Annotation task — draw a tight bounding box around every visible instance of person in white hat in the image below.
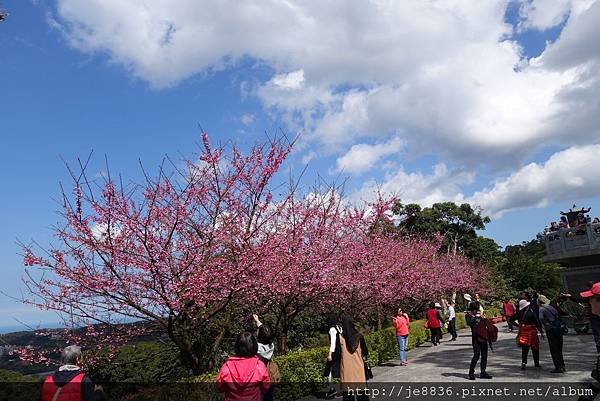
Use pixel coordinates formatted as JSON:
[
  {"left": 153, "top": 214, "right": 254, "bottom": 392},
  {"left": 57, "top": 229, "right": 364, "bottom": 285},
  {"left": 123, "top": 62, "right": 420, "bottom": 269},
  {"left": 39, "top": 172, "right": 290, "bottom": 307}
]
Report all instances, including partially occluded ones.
[{"left": 515, "top": 299, "right": 544, "bottom": 371}]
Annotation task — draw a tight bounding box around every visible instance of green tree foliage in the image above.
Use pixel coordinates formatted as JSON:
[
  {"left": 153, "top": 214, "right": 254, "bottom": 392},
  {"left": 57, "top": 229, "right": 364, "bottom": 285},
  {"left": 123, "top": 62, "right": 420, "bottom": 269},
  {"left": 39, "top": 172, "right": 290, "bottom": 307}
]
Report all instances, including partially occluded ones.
[
  {"left": 496, "top": 241, "right": 563, "bottom": 298},
  {"left": 392, "top": 201, "right": 490, "bottom": 255}
]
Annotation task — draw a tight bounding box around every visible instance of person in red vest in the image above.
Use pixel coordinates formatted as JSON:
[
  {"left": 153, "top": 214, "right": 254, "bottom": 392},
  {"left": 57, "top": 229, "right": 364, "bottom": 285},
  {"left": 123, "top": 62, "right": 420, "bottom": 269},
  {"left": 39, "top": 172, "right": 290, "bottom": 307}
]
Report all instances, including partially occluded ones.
[
  {"left": 41, "top": 345, "right": 104, "bottom": 401},
  {"left": 425, "top": 302, "right": 444, "bottom": 346},
  {"left": 502, "top": 298, "right": 517, "bottom": 332}
]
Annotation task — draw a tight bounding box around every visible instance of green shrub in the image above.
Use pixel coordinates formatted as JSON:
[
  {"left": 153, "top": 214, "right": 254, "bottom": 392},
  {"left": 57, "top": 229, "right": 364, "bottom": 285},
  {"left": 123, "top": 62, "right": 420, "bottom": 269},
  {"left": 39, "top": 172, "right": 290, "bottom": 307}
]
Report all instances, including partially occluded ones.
[{"left": 0, "top": 369, "right": 41, "bottom": 401}]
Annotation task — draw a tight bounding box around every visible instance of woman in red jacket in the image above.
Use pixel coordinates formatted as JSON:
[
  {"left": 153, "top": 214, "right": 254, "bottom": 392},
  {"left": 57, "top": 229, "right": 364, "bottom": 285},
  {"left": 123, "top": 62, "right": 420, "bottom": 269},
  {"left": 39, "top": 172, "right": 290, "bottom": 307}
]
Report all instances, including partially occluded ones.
[
  {"left": 426, "top": 302, "right": 444, "bottom": 346},
  {"left": 392, "top": 308, "right": 410, "bottom": 365},
  {"left": 216, "top": 332, "right": 271, "bottom": 401}
]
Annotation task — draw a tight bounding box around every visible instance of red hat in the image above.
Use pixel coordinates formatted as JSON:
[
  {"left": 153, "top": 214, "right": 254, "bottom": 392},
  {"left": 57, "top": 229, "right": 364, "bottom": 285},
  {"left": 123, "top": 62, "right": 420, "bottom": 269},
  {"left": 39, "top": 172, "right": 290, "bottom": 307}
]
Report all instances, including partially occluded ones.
[{"left": 580, "top": 282, "right": 600, "bottom": 298}]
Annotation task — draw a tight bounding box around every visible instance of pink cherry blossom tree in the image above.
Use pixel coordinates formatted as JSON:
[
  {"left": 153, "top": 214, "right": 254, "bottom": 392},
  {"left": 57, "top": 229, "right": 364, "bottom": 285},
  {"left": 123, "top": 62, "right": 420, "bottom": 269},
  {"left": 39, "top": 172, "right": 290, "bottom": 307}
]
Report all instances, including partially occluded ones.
[
  {"left": 21, "top": 134, "right": 298, "bottom": 373},
  {"left": 20, "top": 133, "right": 486, "bottom": 373}
]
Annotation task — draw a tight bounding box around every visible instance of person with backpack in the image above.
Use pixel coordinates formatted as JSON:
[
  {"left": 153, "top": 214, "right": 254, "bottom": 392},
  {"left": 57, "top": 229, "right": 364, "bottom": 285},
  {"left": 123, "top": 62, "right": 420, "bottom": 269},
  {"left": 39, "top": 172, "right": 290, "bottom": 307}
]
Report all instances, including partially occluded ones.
[
  {"left": 324, "top": 312, "right": 342, "bottom": 399},
  {"left": 515, "top": 299, "right": 544, "bottom": 371},
  {"left": 501, "top": 298, "right": 517, "bottom": 332},
  {"left": 538, "top": 295, "right": 566, "bottom": 373},
  {"left": 41, "top": 345, "right": 105, "bottom": 401},
  {"left": 216, "top": 332, "right": 271, "bottom": 401},
  {"left": 392, "top": 308, "right": 410, "bottom": 365},
  {"left": 253, "top": 314, "right": 278, "bottom": 401},
  {"left": 425, "top": 302, "right": 444, "bottom": 346},
  {"left": 465, "top": 301, "right": 494, "bottom": 380}
]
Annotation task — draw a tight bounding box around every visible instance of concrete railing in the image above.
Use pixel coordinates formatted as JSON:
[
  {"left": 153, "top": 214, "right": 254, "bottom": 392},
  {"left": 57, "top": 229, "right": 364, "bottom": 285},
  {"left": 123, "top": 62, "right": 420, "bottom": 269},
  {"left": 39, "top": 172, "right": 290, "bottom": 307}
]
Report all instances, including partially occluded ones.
[{"left": 544, "top": 222, "right": 600, "bottom": 256}]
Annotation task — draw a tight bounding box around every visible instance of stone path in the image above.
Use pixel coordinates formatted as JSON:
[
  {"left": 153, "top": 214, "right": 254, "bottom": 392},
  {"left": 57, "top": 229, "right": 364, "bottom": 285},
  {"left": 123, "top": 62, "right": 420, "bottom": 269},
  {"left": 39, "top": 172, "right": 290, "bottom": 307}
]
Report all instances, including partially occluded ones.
[
  {"left": 302, "top": 323, "right": 598, "bottom": 400},
  {"left": 371, "top": 322, "right": 596, "bottom": 382}
]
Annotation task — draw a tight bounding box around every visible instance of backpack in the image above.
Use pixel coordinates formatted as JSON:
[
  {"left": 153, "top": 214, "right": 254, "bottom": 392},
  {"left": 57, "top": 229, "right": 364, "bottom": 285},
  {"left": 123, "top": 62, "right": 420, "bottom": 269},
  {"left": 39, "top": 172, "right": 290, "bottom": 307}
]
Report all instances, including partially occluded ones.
[
  {"left": 268, "top": 359, "right": 281, "bottom": 383},
  {"left": 476, "top": 318, "right": 498, "bottom": 344},
  {"left": 547, "top": 307, "right": 568, "bottom": 335}
]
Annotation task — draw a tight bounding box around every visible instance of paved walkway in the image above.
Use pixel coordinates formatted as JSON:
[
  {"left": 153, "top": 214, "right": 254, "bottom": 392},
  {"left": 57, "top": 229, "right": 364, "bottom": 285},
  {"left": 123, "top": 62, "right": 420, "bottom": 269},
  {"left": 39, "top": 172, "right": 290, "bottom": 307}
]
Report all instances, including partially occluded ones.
[
  {"left": 371, "top": 322, "right": 596, "bottom": 382},
  {"left": 303, "top": 323, "right": 598, "bottom": 400}
]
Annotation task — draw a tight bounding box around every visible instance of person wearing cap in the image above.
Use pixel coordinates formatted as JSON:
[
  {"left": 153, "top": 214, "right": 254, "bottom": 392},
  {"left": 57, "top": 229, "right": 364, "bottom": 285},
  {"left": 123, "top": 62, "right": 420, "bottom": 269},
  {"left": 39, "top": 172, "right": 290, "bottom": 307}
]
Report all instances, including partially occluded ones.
[
  {"left": 565, "top": 282, "right": 600, "bottom": 353},
  {"left": 515, "top": 299, "right": 544, "bottom": 371},
  {"left": 578, "top": 282, "right": 600, "bottom": 401},
  {"left": 465, "top": 301, "right": 492, "bottom": 380},
  {"left": 538, "top": 295, "right": 566, "bottom": 373}
]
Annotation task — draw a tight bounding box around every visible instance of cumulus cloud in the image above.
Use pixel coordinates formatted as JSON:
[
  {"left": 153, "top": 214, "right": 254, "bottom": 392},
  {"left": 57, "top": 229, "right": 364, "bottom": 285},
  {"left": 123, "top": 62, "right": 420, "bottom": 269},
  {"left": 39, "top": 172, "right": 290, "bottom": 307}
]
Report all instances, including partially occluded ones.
[
  {"left": 518, "top": 0, "right": 572, "bottom": 31},
  {"left": 349, "top": 164, "right": 473, "bottom": 206},
  {"left": 469, "top": 145, "right": 600, "bottom": 217},
  {"left": 51, "top": 0, "right": 600, "bottom": 216},
  {"left": 335, "top": 137, "right": 404, "bottom": 175}
]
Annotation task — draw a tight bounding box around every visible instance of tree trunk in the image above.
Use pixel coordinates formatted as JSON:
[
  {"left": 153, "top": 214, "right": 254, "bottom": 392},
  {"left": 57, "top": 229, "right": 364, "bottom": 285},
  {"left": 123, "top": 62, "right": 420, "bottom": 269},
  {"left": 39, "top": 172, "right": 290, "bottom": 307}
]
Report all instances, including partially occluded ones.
[
  {"left": 453, "top": 234, "right": 458, "bottom": 255},
  {"left": 277, "top": 334, "right": 287, "bottom": 354},
  {"left": 376, "top": 303, "right": 382, "bottom": 331},
  {"left": 206, "top": 326, "right": 227, "bottom": 372}
]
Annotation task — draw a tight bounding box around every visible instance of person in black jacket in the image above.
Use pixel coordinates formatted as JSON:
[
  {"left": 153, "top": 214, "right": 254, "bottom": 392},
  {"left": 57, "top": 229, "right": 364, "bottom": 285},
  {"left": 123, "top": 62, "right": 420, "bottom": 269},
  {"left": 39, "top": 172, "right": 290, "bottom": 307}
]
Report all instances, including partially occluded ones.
[{"left": 465, "top": 301, "right": 492, "bottom": 380}]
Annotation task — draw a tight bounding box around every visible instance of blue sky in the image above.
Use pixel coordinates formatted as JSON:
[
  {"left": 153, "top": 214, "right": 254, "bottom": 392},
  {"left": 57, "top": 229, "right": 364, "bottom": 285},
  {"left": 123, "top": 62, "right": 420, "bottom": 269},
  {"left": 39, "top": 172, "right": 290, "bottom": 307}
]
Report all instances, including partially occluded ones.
[{"left": 2, "top": 0, "right": 600, "bottom": 329}]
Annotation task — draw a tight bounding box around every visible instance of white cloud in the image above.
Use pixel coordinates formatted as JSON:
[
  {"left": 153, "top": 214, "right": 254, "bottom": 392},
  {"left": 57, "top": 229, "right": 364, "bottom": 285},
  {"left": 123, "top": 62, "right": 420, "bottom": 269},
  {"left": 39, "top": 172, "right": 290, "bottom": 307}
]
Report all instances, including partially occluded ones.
[
  {"left": 469, "top": 144, "right": 600, "bottom": 217},
  {"left": 51, "top": 0, "right": 600, "bottom": 217},
  {"left": 52, "top": 1, "right": 596, "bottom": 160},
  {"left": 271, "top": 70, "right": 305, "bottom": 90},
  {"left": 335, "top": 137, "right": 403, "bottom": 174},
  {"left": 240, "top": 113, "right": 255, "bottom": 126},
  {"left": 518, "top": 0, "right": 572, "bottom": 31},
  {"left": 349, "top": 164, "right": 473, "bottom": 206}
]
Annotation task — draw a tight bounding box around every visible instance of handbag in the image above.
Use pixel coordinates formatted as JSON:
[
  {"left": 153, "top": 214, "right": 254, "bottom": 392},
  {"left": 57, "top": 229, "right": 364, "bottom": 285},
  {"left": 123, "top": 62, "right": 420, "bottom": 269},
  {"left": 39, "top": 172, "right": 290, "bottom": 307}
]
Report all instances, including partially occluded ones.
[
  {"left": 363, "top": 361, "right": 373, "bottom": 380},
  {"left": 268, "top": 359, "right": 281, "bottom": 383}
]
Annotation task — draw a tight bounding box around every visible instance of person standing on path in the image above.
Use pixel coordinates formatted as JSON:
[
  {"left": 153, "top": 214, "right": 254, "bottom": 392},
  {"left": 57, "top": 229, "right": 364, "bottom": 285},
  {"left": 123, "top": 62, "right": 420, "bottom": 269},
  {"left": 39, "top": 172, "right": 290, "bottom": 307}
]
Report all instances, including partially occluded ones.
[
  {"left": 324, "top": 312, "right": 342, "bottom": 399},
  {"left": 253, "top": 314, "right": 277, "bottom": 401},
  {"left": 447, "top": 301, "right": 458, "bottom": 341},
  {"left": 516, "top": 299, "right": 544, "bottom": 371},
  {"left": 465, "top": 301, "right": 493, "bottom": 380},
  {"left": 339, "top": 313, "right": 369, "bottom": 401},
  {"left": 392, "top": 308, "right": 410, "bottom": 365},
  {"left": 425, "top": 302, "right": 444, "bottom": 346},
  {"left": 538, "top": 295, "right": 566, "bottom": 373},
  {"left": 502, "top": 298, "right": 517, "bottom": 332},
  {"left": 577, "top": 282, "right": 600, "bottom": 401}
]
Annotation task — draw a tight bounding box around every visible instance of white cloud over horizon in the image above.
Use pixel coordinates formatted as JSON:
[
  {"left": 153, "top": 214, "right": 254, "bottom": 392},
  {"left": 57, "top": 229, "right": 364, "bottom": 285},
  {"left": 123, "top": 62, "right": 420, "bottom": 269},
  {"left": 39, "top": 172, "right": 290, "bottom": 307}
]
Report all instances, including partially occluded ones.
[{"left": 50, "top": 0, "right": 600, "bottom": 220}]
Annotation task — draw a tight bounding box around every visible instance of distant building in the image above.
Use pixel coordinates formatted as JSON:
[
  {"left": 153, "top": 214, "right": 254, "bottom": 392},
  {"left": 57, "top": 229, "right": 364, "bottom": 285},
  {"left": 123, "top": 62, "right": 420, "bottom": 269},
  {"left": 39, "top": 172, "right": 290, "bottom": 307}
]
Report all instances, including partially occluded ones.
[{"left": 543, "top": 205, "right": 600, "bottom": 293}]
